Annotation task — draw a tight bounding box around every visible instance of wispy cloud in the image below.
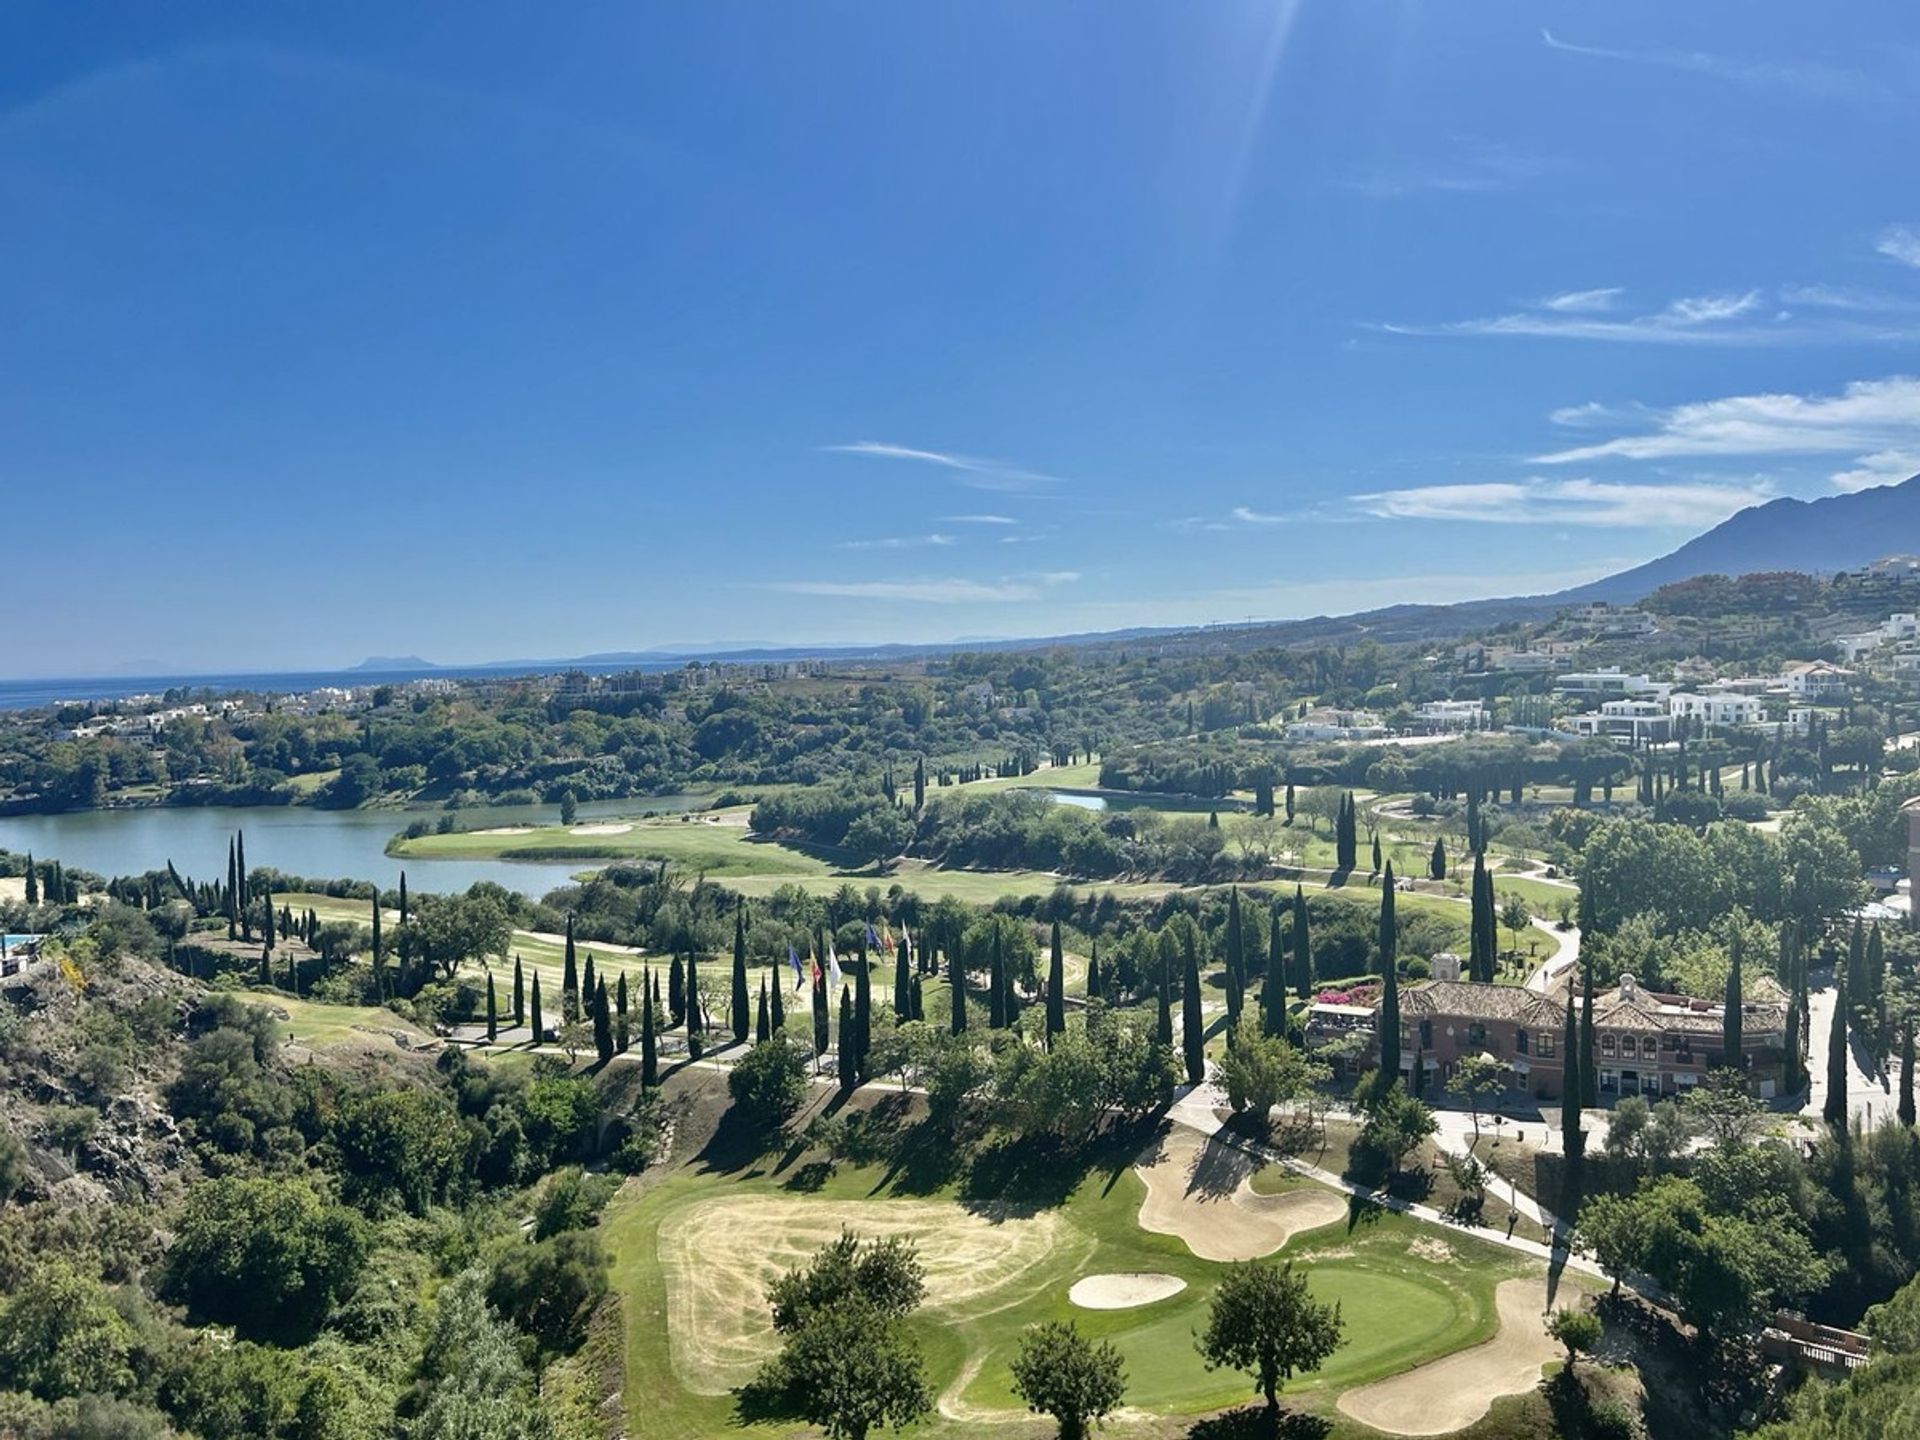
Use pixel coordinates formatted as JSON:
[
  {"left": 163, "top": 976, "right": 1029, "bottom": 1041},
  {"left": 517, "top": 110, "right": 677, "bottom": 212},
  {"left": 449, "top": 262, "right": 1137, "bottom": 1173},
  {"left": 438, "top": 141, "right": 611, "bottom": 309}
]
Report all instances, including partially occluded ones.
[
  {"left": 1380, "top": 290, "right": 1778, "bottom": 345},
  {"left": 940, "top": 513, "right": 1017, "bottom": 525},
  {"left": 1829, "top": 449, "right": 1920, "bottom": 492},
  {"left": 1876, "top": 226, "right": 1920, "bottom": 269},
  {"left": 1231, "top": 506, "right": 1288, "bottom": 525},
  {"left": 822, "top": 442, "right": 1063, "bottom": 492},
  {"left": 838, "top": 533, "right": 955, "bottom": 551},
  {"left": 1541, "top": 287, "right": 1624, "bottom": 314},
  {"left": 1533, "top": 375, "right": 1920, "bottom": 466},
  {"left": 1356, "top": 477, "right": 1772, "bottom": 528},
  {"left": 769, "top": 571, "right": 1080, "bottom": 604},
  {"left": 1540, "top": 29, "right": 1870, "bottom": 100}
]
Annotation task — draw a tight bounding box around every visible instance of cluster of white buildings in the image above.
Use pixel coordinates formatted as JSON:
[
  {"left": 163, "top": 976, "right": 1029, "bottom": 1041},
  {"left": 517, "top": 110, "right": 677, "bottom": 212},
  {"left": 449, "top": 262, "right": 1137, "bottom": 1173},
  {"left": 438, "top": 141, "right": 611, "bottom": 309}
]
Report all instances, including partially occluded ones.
[{"left": 1554, "top": 663, "right": 1857, "bottom": 746}]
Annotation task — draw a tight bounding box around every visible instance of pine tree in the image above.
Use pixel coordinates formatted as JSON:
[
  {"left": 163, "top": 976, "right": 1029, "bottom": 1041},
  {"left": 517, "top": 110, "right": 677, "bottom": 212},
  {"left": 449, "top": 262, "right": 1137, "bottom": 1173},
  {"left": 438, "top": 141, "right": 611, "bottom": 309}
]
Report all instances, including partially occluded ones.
[
  {"left": 616, "top": 971, "right": 630, "bottom": 1052},
  {"left": 530, "top": 972, "right": 545, "bottom": 1042},
  {"left": 989, "top": 928, "right": 1007, "bottom": 1029},
  {"left": 594, "top": 978, "right": 614, "bottom": 1064},
  {"left": 1378, "top": 864, "right": 1401, "bottom": 1081},
  {"left": 669, "top": 954, "right": 686, "bottom": 1026},
  {"left": 1046, "top": 921, "right": 1066, "bottom": 1042},
  {"left": 1897, "top": 1019, "right": 1915, "bottom": 1129},
  {"left": 757, "top": 977, "right": 771, "bottom": 1043},
  {"left": 1721, "top": 930, "right": 1744, "bottom": 1071},
  {"left": 731, "top": 908, "right": 750, "bottom": 1043},
  {"left": 1292, "top": 886, "right": 1313, "bottom": 1002},
  {"left": 487, "top": 974, "right": 499, "bottom": 1043},
  {"left": 640, "top": 968, "right": 658, "bottom": 1083},
  {"left": 1847, "top": 921, "right": 1866, "bottom": 1007},
  {"left": 853, "top": 933, "right": 872, "bottom": 1080},
  {"left": 513, "top": 956, "right": 526, "bottom": 1029},
  {"left": 894, "top": 932, "right": 912, "bottom": 1022},
  {"left": 563, "top": 915, "right": 580, "bottom": 1023},
  {"left": 1580, "top": 968, "right": 1598, "bottom": 1109},
  {"left": 1825, "top": 974, "right": 1849, "bottom": 1128},
  {"left": 950, "top": 950, "right": 968, "bottom": 1035},
  {"left": 1181, "top": 928, "right": 1205, "bottom": 1084},
  {"left": 837, "top": 986, "right": 855, "bottom": 1089}
]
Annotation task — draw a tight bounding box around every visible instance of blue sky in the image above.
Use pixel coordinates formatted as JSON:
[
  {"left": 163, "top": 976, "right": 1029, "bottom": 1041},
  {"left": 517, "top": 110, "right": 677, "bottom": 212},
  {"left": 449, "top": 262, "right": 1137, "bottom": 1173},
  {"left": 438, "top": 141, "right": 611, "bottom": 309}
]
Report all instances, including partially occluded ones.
[{"left": 5, "top": 3, "right": 1920, "bottom": 675}]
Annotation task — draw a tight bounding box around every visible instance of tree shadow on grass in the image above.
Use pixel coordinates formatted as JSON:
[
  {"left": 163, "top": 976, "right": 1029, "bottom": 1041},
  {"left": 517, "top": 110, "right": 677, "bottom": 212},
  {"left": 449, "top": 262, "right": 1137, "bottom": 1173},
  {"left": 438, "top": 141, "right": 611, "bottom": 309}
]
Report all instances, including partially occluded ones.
[
  {"left": 962, "top": 1115, "right": 1163, "bottom": 1218},
  {"left": 1187, "top": 1405, "right": 1331, "bottom": 1440}
]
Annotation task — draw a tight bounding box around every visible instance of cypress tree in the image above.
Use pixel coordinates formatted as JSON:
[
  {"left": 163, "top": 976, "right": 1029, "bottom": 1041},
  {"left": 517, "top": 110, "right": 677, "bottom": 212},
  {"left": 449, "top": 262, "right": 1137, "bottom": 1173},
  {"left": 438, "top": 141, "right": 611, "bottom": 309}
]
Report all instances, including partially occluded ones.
[
  {"left": 562, "top": 915, "right": 580, "bottom": 1022},
  {"left": 913, "top": 756, "right": 926, "bottom": 811},
  {"left": 288, "top": 948, "right": 298, "bottom": 997},
  {"left": 989, "top": 928, "right": 1007, "bottom": 1029},
  {"left": 1898, "top": 1019, "right": 1915, "bottom": 1129},
  {"left": 1292, "top": 886, "right": 1313, "bottom": 1001},
  {"left": 1468, "top": 854, "right": 1491, "bottom": 982},
  {"left": 235, "top": 831, "right": 248, "bottom": 940},
  {"left": 1155, "top": 946, "right": 1174, "bottom": 1047},
  {"left": 686, "top": 951, "right": 701, "bottom": 1042},
  {"left": 911, "top": 974, "right": 924, "bottom": 1022},
  {"left": 812, "top": 970, "right": 830, "bottom": 1057},
  {"left": 222, "top": 842, "right": 233, "bottom": 937},
  {"left": 731, "top": 908, "right": 750, "bottom": 1043},
  {"left": 640, "top": 967, "right": 657, "bottom": 1083},
  {"left": 1181, "top": 928, "right": 1205, "bottom": 1084},
  {"left": 1580, "top": 968, "right": 1598, "bottom": 1109},
  {"left": 530, "top": 973, "right": 544, "bottom": 1043},
  {"left": 950, "top": 949, "right": 968, "bottom": 1035},
  {"left": 1046, "top": 921, "right": 1066, "bottom": 1041},
  {"left": 770, "top": 966, "right": 786, "bottom": 1032},
  {"left": 1561, "top": 987, "right": 1583, "bottom": 1160},
  {"left": 486, "top": 974, "right": 498, "bottom": 1043},
  {"left": 1378, "top": 863, "right": 1400, "bottom": 1082},
  {"left": 1224, "top": 889, "right": 1245, "bottom": 1029},
  {"left": 1847, "top": 921, "right": 1866, "bottom": 1007},
  {"left": 1721, "top": 930, "right": 1744, "bottom": 1071},
  {"left": 1263, "top": 903, "right": 1288, "bottom": 1036},
  {"left": 1825, "top": 974, "right": 1849, "bottom": 1129},
  {"left": 853, "top": 933, "right": 872, "bottom": 1080},
  {"left": 756, "top": 977, "right": 770, "bottom": 1042},
  {"left": 1087, "top": 940, "right": 1103, "bottom": 1000},
  {"left": 895, "top": 931, "right": 912, "bottom": 1022},
  {"left": 399, "top": 872, "right": 409, "bottom": 925},
  {"left": 669, "top": 954, "right": 685, "bottom": 1026},
  {"left": 616, "top": 971, "right": 630, "bottom": 1052},
  {"left": 837, "top": 986, "right": 855, "bottom": 1089},
  {"left": 259, "top": 943, "right": 271, "bottom": 986},
  {"left": 371, "top": 894, "right": 383, "bottom": 971},
  {"left": 1371, "top": 833, "right": 1382, "bottom": 876},
  {"left": 1285, "top": 782, "right": 1296, "bottom": 824},
  {"left": 1783, "top": 976, "right": 1803, "bottom": 1094},
  {"left": 1429, "top": 837, "right": 1446, "bottom": 881},
  {"left": 582, "top": 952, "right": 596, "bottom": 1014},
  {"left": 513, "top": 956, "right": 526, "bottom": 1029},
  {"left": 593, "top": 978, "right": 613, "bottom": 1064}
]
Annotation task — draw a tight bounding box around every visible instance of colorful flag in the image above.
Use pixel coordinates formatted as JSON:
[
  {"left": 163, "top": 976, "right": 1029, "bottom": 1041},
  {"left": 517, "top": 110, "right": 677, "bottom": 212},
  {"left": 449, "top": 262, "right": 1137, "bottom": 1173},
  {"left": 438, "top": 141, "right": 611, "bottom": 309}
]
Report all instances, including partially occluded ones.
[
  {"left": 789, "top": 943, "right": 804, "bottom": 989},
  {"left": 880, "top": 921, "right": 895, "bottom": 954},
  {"left": 828, "top": 941, "right": 843, "bottom": 988}
]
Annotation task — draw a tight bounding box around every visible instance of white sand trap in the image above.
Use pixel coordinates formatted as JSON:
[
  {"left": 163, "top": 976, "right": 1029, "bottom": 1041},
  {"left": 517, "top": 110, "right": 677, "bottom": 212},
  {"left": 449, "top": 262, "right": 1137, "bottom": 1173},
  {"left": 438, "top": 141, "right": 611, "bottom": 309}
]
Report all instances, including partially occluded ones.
[
  {"left": 1134, "top": 1127, "right": 1345, "bottom": 1262},
  {"left": 1336, "top": 1277, "right": 1558, "bottom": 1436},
  {"left": 658, "top": 1195, "right": 1092, "bottom": 1395},
  {"left": 472, "top": 825, "right": 534, "bottom": 836},
  {"left": 1069, "top": 1272, "right": 1187, "bottom": 1309},
  {"left": 569, "top": 822, "right": 633, "bottom": 836}
]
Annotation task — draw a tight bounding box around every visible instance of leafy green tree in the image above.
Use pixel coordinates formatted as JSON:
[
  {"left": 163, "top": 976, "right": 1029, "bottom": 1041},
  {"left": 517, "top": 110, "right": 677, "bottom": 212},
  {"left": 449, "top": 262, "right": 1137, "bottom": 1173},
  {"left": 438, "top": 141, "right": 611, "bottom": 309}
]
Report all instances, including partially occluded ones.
[
  {"left": 335, "top": 1088, "right": 466, "bottom": 1216},
  {"left": 1217, "top": 1017, "right": 1325, "bottom": 1123},
  {"left": 0, "top": 1259, "right": 136, "bottom": 1402},
  {"left": 488, "top": 1229, "right": 607, "bottom": 1355},
  {"left": 769, "top": 1229, "right": 927, "bottom": 1333},
  {"left": 1451, "top": 1053, "right": 1508, "bottom": 1146},
  {"left": 1010, "top": 1321, "right": 1127, "bottom": 1440},
  {"left": 411, "top": 1268, "right": 552, "bottom": 1440},
  {"left": 729, "top": 1033, "right": 810, "bottom": 1128},
  {"left": 1547, "top": 1307, "right": 1601, "bottom": 1369},
  {"left": 760, "top": 1296, "right": 931, "bottom": 1440},
  {"left": 1197, "top": 1260, "right": 1344, "bottom": 1414}
]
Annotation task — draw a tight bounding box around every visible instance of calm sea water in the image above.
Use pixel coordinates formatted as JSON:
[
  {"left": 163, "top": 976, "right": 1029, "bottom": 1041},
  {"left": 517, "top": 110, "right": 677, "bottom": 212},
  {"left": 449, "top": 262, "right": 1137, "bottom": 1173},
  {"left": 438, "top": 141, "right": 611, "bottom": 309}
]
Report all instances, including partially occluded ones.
[{"left": 0, "top": 794, "right": 707, "bottom": 900}]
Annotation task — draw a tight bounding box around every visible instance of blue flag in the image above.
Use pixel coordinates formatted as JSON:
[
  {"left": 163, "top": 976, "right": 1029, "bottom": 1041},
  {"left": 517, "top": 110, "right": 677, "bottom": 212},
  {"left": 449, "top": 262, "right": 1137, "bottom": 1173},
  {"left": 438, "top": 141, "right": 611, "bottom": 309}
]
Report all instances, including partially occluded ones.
[{"left": 788, "top": 943, "right": 804, "bottom": 989}]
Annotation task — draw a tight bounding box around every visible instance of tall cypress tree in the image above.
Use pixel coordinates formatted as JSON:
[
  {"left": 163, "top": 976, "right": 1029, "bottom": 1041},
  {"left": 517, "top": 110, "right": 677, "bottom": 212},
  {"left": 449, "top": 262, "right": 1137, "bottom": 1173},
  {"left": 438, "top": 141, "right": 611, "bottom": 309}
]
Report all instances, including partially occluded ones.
[
  {"left": 756, "top": 977, "right": 771, "bottom": 1043},
  {"left": 530, "top": 973, "right": 544, "bottom": 1044},
  {"left": 1824, "top": 974, "right": 1850, "bottom": 1128},
  {"left": 1898, "top": 1019, "right": 1915, "bottom": 1129},
  {"left": 1046, "top": 921, "right": 1066, "bottom": 1041},
  {"left": 616, "top": 971, "right": 630, "bottom": 1053},
  {"left": 1181, "top": 928, "right": 1205, "bottom": 1084},
  {"left": 685, "top": 951, "right": 701, "bottom": 1042},
  {"left": 668, "top": 954, "right": 685, "bottom": 1026},
  {"left": 582, "top": 952, "right": 596, "bottom": 1016},
  {"left": 1378, "top": 863, "right": 1401, "bottom": 1083},
  {"left": 640, "top": 967, "right": 657, "bottom": 1083},
  {"left": 989, "top": 928, "right": 1007, "bottom": 1029},
  {"left": 371, "top": 892, "right": 383, "bottom": 973},
  {"left": 1263, "top": 903, "right": 1288, "bottom": 1037},
  {"left": 223, "top": 841, "right": 235, "bottom": 938},
  {"left": 913, "top": 756, "right": 926, "bottom": 811},
  {"left": 895, "top": 932, "right": 912, "bottom": 1022},
  {"left": 399, "top": 872, "right": 409, "bottom": 925},
  {"left": 1429, "top": 837, "right": 1447, "bottom": 881},
  {"left": 911, "top": 975, "right": 924, "bottom": 1022},
  {"left": 1371, "top": 833, "right": 1382, "bottom": 876},
  {"left": 950, "top": 950, "right": 968, "bottom": 1035},
  {"left": 259, "top": 943, "right": 271, "bottom": 986},
  {"left": 562, "top": 915, "right": 580, "bottom": 1022},
  {"left": 853, "top": 933, "right": 872, "bottom": 1080},
  {"left": 731, "top": 908, "right": 750, "bottom": 1043},
  {"left": 593, "top": 978, "right": 613, "bottom": 1064},
  {"left": 1580, "top": 967, "right": 1598, "bottom": 1108},
  {"left": 486, "top": 974, "right": 499, "bottom": 1043},
  {"left": 235, "top": 830, "right": 249, "bottom": 940},
  {"left": 770, "top": 966, "right": 786, "bottom": 1033},
  {"left": 1224, "top": 889, "right": 1245, "bottom": 1030},
  {"left": 837, "top": 986, "right": 855, "bottom": 1089},
  {"left": 1561, "top": 987, "right": 1583, "bottom": 1159},
  {"left": 1721, "top": 931, "right": 1744, "bottom": 1071},
  {"left": 812, "top": 969, "right": 830, "bottom": 1058},
  {"left": 1782, "top": 971, "right": 1803, "bottom": 1094},
  {"left": 1469, "top": 853, "right": 1493, "bottom": 982},
  {"left": 513, "top": 955, "right": 526, "bottom": 1029}
]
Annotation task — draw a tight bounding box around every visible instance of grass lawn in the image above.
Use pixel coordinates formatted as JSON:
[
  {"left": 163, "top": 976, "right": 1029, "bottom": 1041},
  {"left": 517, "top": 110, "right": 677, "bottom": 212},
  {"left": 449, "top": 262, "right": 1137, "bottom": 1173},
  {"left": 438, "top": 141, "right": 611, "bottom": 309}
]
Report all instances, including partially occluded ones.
[
  {"left": 602, "top": 1097, "right": 1552, "bottom": 1440},
  {"left": 389, "top": 808, "right": 836, "bottom": 878},
  {"left": 244, "top": 991, "right": 428, "bottom": 1050}
]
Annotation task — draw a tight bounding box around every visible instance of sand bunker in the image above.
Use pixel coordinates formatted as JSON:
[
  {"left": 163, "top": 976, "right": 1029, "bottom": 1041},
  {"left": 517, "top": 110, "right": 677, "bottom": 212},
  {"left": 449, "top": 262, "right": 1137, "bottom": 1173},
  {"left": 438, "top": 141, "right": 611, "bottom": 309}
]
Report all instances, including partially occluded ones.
[
  {"left": 569, "top": 822, "right": 634, "bottom": 836},
  {"left": 1336, "top": 1277, "right": 1557, "bottom": 1436},
  {"left": 472, "top": 825, "right": 534, "bottom": 836},
  {"left": 1068, "top": 1272, "right": 1187, "bottom": 1310},
  {"left": 1134, "top": 1127, "right": 1345, "bottom": 1262},
  {"left": 658, "top": 1195, "right": 1091, "bottom": 1395}
]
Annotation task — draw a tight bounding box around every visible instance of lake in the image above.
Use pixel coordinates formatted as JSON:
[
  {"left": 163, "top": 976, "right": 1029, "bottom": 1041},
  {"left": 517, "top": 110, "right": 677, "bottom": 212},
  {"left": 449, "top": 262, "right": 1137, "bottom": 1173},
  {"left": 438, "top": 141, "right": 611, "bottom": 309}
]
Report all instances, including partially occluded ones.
[
  {"left": 0, "top": 794, "right": 707, "bottom": 900},
  {"left": 1048, "top": 791, "right": 1109, "bottom": 811}
]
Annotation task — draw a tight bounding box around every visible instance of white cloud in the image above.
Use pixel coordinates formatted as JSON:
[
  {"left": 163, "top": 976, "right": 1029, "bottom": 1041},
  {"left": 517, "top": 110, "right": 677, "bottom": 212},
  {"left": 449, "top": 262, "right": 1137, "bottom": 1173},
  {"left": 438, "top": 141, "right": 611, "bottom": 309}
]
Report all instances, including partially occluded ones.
[
  {"left": 1876, "top": 226, "right": 1920, "bottom": 269},
  {"left": 1354, "top": 477, "right": 1773, "bottom": 528},
  {"left": 838, "top": 533, "right": 955, "bottom": 551},
  {"left": 1541, "top": 287, "right": 1623, "bottom": 313},
  {"left": 1830, "top": 448, "right": 1920, "bottom": 492},
  {"left": 1534, "top": 375, "right": 1920, "bottom": 464},
  {"left": 1539, "top": 29, "right": 1869, "bottom": 100},
  {"left": 1379, "top": 289, "right": 1781, "bottom": 345},
  {"left": 1231, "top": 505, "right": 1288, "bottom": 525},
  {"left": 941, "top": 513, "right": 1017, "bottom": 525},
  {"left": 822, "top": 441, "right": 1062, "bottom": 492},
  {"left": 1037, "top": 571, "right": 1081, "bottom": 585}
]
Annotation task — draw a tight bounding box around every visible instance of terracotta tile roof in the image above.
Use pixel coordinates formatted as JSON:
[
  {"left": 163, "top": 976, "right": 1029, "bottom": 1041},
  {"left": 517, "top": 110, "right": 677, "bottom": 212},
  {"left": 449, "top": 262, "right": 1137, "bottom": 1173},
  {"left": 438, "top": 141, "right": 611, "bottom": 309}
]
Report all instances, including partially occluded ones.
[
  {"left": 1401, "top": 981, "right": 1562, "bottom": 1027},
  {"left": 1398, "top": 977, "right": 1785, "bottom": 1037}
]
